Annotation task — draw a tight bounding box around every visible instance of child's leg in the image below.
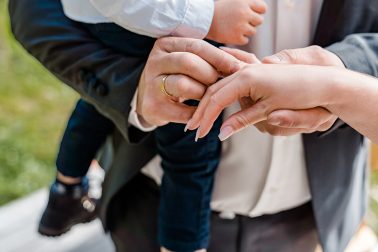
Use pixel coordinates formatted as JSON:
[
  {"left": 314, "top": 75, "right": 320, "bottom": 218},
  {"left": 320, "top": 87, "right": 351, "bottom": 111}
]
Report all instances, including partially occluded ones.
[
  {"left": 38, "top": 99, "right": 114, "bottom": 237},
  {"left": 56, "top": 99, "right": 114, "bottom": 179},
  {"left": 155, "top": 114, "right": 222, "bottom": 252}
]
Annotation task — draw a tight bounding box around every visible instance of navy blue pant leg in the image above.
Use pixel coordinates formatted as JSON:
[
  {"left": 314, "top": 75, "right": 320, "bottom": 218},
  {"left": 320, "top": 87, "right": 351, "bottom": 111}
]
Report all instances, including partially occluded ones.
[
  {"left": 155, "top": 115, "right": 222, "bottom": 252},
  {"left": 56, "top": 99, "right": 114, "bottom": 177}
]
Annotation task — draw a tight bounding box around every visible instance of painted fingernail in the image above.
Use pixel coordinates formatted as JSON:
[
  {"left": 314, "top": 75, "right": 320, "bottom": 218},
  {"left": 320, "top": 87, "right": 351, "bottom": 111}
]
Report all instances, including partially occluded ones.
[
  {"left": 218, "top": 126, "right": 234, "bottom": 141},
  {"left": 184, "top": 120, "right": 192, "bottom": 132},
  {"left": 195, "top": 127, "right": 201, "bottom": 142}
]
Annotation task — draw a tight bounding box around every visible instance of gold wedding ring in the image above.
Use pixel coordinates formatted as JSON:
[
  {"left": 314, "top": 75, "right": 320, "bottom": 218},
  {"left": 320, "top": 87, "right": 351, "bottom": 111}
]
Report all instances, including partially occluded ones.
[{"left": 160, "top": 75, "right": 175, "bottom": 98}]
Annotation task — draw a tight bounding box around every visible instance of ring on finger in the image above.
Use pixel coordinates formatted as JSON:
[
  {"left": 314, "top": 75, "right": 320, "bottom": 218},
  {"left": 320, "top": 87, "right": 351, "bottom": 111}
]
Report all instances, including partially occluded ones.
[{"left": 160, "top": 75, "right": 176, "bottom": 99}]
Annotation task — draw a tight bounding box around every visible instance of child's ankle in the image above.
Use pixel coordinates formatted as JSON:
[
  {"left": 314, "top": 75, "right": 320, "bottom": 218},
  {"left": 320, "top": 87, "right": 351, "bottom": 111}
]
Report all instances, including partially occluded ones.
[{"left": 57, "top": 172, "right": 82, "bottom": 185}]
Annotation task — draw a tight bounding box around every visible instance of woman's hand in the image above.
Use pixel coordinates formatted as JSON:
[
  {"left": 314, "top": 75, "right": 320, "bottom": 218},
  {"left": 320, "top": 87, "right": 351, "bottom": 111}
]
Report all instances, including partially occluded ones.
[{"left": 188, "top": 63, "right": 341, "bottom": 140}]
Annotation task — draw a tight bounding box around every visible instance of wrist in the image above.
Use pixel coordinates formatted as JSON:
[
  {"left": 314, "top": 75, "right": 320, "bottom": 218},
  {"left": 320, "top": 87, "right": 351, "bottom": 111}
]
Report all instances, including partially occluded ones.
[
  {"left": 322, "top": 68, "right": 352, "bottom": 113},
  {"left": 205, "top": 1, "right": 220, "bottom": 42},
  {"left": 205, "top": 19, "right": 218, "bottom": 42}
]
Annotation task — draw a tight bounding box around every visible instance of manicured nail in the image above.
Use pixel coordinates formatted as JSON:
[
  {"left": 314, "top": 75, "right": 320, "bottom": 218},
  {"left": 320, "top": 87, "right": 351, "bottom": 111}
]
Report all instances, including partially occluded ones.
[
  {"left": 184, "top": 123, "right": 190, "bottom": 132},
  {"left": 185, "top": 119, "right": 194, "bottom": 132},
  {"left": 218, "top": 126, "right": 234, "bottom": 141},
  {"left": 195, "top": 127, "right": 201, "bottom": 142}
]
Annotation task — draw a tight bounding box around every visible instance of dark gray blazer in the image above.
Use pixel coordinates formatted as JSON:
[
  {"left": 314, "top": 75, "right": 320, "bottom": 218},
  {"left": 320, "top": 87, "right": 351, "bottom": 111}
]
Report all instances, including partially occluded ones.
[{"left": 8, "top": 0, "right": 378, "bottom": 251}]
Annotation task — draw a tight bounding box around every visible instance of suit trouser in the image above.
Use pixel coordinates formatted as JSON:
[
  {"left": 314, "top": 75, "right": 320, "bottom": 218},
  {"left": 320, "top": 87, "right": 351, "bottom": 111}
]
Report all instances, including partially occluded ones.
[{"left": 107, "top": 174, "right": 319, "bottom": 252}]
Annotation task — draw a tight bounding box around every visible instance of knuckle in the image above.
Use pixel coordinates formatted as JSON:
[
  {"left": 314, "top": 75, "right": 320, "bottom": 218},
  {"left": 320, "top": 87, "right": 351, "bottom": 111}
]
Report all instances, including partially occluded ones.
[
  {"left": 207, "top": 85, "right": 218, "bottom": 96},
  {"left": 179, "top": 54, "right": 196, "bottom": 71},
  {"left": 309, "top": 45, "right": 329, "bottom": 63},
  {"left": 309, "top": 45, "right": 324, "bottom": 55},
  {"left": 155, "top": 37, "right": 168, "bottom": 49},
  {"left": 235, "top": 114, "right": 250, "bottom": 129},
  {"left": 280, "top": 49, "right": 297, "bottom": 63},
  {"left": 209, "top": 95, "right": 221, "bottom": 108},
  {"left": 175, "top": 77, "right": 189, "bottom": 94},
  {"left": 240, "top": 66, "right": 254, "bottom": 79},
  {"left": 208, "top": 72, "right": 219, "bottom": 84},
  {"left": 185, "top": 39, "right": 203, "bottom": 54}
]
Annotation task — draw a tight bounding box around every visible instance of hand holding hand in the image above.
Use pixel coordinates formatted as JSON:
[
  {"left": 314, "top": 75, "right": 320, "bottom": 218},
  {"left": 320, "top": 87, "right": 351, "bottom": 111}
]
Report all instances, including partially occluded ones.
[{"left": 190, "top": 46, "right": 344, "bottom": 138}]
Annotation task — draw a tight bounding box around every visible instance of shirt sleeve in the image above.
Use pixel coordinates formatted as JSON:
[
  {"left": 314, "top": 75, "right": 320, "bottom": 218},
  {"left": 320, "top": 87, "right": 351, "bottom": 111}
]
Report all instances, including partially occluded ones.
[
  {"left": 128, "top": 89, "right": 157, "bottom": 132},
  {"left": 89, "top": 0, "right": 214, "bottom": 39}
]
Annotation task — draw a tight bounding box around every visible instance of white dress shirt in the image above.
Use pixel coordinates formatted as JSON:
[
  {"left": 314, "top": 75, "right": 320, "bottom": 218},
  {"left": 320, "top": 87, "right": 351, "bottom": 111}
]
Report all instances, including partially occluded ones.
[{"left": 62, "top": 0, "right": 324, "bottom": 218}]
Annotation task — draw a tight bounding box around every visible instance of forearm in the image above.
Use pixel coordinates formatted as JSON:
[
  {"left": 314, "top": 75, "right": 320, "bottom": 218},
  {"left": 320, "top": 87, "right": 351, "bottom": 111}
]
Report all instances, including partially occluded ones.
[
  {"left": 90, "top": 0, "right": 214, "bottom": 39},
  {"left": 325, "top": 69, "right": 378, "bottom": 143}
]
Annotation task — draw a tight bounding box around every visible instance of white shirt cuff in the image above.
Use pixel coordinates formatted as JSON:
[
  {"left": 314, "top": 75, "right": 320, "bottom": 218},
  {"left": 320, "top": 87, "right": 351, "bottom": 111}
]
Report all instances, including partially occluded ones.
[
  {"left": 128, "top": 90, "right": 157, "bottom": 132},
  {"left": 172, "top": 0, "right": 214, "bottom": 39}
]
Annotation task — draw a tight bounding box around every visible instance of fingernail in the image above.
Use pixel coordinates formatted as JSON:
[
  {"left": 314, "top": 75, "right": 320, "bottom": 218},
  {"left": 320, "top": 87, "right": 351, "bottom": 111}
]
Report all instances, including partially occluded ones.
[
  {"left": 195, "top": 128, "right": 201, "bottom": 142},
  {"left": 184, "top": 119, "right": 192, "bottom": 132},
  {"left": 218, "top": 126, "right": 234, "bottom": 141}
]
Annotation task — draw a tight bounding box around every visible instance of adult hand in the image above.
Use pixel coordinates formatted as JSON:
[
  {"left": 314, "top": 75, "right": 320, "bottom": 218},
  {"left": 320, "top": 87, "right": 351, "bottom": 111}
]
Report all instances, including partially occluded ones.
[
  {"left": 188, "top": 64, "right": 342, "bottom": 140},
  {"left": 258, "top": 46, "right": 344, "bottom": 135},
  {"left": 202, "top": 46, "right": 343, "bottom": 137},
  {"left": 136, "top": 37, "right": 241, "bottom": 126}
]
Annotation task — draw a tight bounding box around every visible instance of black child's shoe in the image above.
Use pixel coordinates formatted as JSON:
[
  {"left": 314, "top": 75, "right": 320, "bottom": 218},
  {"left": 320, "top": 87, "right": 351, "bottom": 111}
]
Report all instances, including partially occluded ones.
[{"left": 38, "top": 177, "right": 98, "bottom": 237}]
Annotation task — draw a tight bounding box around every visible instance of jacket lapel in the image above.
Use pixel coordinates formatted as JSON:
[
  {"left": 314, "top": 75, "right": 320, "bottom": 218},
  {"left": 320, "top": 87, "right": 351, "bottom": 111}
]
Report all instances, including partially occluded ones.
[{"left": 313, "top": 0, "right": 347, "bottom": 46}]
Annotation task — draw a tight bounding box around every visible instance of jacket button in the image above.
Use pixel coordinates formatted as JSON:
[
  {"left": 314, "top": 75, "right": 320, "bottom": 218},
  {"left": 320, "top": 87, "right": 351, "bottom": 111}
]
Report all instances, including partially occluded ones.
[{"left": 96, "top": 83, "right": 109, "bottom": 96}]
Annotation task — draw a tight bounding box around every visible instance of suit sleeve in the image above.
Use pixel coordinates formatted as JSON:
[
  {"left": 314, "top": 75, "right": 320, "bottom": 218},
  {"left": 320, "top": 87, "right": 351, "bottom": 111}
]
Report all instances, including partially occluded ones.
[
  {"left": 8, "top": 0, "right": 153, "bottom": 143},
  {"left": 327, "top": 33, "right": 378, "bottom": 77}
]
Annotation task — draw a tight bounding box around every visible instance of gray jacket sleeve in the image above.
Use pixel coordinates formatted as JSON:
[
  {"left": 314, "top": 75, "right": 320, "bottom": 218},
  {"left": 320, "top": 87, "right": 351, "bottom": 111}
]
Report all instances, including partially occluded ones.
[{"left": 328, "top": 33, "right": 378, "bottom": 77}]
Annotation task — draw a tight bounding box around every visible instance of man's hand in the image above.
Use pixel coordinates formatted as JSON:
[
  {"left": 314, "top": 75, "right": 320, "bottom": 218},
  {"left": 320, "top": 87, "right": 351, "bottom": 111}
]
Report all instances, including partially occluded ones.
[{"left": 136, "top": 37, "right": 241, "bottom": 127}]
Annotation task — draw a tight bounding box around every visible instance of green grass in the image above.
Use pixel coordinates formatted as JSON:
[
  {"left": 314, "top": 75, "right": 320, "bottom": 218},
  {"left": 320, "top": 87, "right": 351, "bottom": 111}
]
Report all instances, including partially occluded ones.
[{"left": 0, "top": 0, "right": 77, "bottom": 205}]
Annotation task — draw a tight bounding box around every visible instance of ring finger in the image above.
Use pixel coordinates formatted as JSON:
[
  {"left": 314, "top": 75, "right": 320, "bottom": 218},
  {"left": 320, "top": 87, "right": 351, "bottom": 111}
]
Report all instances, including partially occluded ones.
[{"left": 162, "top": 74, "right": 208, "bottom": 100}]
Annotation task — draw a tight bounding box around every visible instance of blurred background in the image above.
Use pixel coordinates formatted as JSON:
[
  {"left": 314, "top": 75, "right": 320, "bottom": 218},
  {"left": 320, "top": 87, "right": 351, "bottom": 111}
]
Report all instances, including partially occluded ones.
[
  {"left": 0, "top": 0, "right": 78, "bottom": 206},
  {"left": 1, "top": 0, "right": 378, "bottom": 251}
]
